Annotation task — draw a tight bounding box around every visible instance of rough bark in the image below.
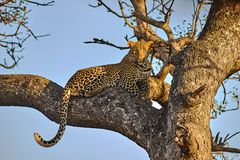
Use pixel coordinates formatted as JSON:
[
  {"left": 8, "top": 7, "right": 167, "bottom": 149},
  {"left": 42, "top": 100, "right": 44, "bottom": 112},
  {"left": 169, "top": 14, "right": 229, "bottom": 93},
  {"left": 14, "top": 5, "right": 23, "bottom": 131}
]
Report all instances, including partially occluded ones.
[
  {"left": 0, "top": 0, "right": 239, "bottom": 160},
  {"left": 0, "top": 74, "right": 164, "bottom": 151},
  {"left": 161, "top": 0, "right": 240, "bottom": 159}
]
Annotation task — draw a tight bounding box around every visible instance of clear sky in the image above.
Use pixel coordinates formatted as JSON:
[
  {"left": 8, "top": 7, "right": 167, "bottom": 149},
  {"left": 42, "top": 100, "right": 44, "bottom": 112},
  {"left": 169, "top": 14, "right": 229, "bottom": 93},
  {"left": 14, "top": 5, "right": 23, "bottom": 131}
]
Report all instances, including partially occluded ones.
[{"left": 1, "top": 1, "right": 239, "bottom": 160}]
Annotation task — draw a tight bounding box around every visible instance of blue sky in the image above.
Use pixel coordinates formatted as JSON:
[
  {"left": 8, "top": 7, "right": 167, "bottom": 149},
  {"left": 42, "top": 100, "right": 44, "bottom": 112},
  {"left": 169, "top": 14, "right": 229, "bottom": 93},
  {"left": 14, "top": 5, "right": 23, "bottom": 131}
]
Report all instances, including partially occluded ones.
[{"left": 1, "top": 1, "right": 239, "bottom": 160}]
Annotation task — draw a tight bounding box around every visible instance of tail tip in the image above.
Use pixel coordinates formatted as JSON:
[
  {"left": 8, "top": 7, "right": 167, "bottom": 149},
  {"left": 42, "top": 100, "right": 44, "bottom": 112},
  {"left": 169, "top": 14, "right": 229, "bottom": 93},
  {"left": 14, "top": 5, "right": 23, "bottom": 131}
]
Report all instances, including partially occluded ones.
[
  {"left": 34, "top": 132, "right": 40, "bottom": 141},
  {"left": 34, "top": 132, "right": 42, "bottom": 144},
  {"left": 33, "top": 132, "right": 49, "bottom": 147}
]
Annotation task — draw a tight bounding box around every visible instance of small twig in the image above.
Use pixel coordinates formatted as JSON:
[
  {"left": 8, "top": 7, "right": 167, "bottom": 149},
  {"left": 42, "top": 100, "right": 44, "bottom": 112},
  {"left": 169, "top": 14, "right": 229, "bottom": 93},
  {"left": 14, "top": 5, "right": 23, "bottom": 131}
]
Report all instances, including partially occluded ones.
[
  {"left": 0, "top": 55, "right": 22, "bottom": 69},
  {"left": 224, "top": 131, "right": 240, "bottom": 142},
  {"left": 223, "top": 105, "right": 239, "bottom": 112},
  {"left": 212, "top": 131, "right": 240, "bottom": 153},
  {"left": 221, "top": 82, "right": 227, "bottom": 105},
  {"left": 0, "top": 62, "right": 17, "bottom": 69},
  {"left": 164, "top": 0, "right": 175, "bottom": 24},
  {"left": 118, "top": 0, "right": 136, "bottom": 29},
  {"left": 147, "top": 2, "right": 161, "bottom": 15},
  {"left": 191, "top": 0, "right": 203, "bottom": 37},
  {"left": 84, "top": 38, "right": 129, "bottom": 50},
  {"left": 191, "top": 84, "right": 207, "bottom": 98},
  {"left": 213, "top": 146, "right": 240, "bottom": 153},
  {"left": 0, "top": 0, "right": 13, "bottom": 6},
  {"left": 24, "top": 0, "right": 55, "bottom": 6},
  {"left": 89, "top": 0, "right": 133, "bottom": 19},
  {"left": 35, "top": 34, "right": 51, "bottom": 39}
]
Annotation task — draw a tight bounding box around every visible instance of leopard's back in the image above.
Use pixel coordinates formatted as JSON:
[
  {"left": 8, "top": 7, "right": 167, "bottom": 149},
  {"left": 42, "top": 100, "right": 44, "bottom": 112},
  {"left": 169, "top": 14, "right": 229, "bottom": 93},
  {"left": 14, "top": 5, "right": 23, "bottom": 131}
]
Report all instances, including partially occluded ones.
[{"left": 67, "top": 65, "right": 120, "bottom": 97}]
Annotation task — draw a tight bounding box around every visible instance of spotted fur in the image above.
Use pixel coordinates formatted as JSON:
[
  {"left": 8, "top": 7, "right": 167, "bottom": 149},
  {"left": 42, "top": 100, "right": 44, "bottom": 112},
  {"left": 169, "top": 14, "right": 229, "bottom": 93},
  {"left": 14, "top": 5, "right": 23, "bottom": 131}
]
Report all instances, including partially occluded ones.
[{"left": 34, "top": 39, "right": 153, "bottom": 147}]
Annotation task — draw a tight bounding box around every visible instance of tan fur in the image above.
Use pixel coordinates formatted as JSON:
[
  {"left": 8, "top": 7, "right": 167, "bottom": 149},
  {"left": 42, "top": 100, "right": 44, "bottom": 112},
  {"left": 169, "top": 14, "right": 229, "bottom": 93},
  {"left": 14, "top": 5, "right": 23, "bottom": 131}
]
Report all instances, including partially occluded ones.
[{"left": 34, "top": 40, "right": 153, "bottom": 147}]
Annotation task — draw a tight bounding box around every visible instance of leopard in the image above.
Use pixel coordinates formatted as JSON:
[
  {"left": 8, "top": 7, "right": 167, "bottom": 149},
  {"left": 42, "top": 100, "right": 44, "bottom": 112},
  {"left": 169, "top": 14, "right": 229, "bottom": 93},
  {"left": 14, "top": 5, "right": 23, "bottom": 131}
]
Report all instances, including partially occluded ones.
[{"left": 33, "top": 39, "right": 153, "bottom": 147}]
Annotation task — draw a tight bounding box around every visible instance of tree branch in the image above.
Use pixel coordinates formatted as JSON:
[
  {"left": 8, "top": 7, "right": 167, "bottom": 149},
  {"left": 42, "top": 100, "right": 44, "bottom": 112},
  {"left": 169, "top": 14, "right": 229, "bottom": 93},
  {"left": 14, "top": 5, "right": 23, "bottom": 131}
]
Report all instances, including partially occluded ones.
[
  {"left": 212, "top": 146, "right": 240, "bottom": 154},
  {"left": 133, "top": 11, "right": 174, "bottom": 41},
  {"left": 89, "top": 0, "right": 133, "bottom": 19},
  {"left": 84, "top": 38, "right": 129, "bottom": 50},
  {"left": 0, "top": 57, "right": 21, "bottom": 69},
  {"left": 191, "top": 0, "right": 203, "bottom": 37},
  {"left": 148, "top": 76, "right": 170, "bottom": 107},
  {"left": 24, "top": 0, "right": 55, "bottom": 6},
  {"left": 118, "top": 0, "right": 136, "bottom": 29},
  {"left": 0, "top": 0, "right": 52, "bottom": 69},
  {"left": 0, "top": 74, "right": 163, "bottom": 150}
]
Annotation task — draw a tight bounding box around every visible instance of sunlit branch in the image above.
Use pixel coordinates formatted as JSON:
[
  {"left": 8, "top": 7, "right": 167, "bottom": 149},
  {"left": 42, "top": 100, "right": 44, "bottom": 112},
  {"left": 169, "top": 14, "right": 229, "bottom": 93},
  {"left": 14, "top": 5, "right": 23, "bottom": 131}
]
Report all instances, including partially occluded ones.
[
  {"left": 156, "top": 62, "right": 174, "bottom": 76},
  {"left": 133, "top": 12, "right": 174, "bottom": 40},
  {"left": 174, "top": 36, "right": 194, "bottom": 49}
]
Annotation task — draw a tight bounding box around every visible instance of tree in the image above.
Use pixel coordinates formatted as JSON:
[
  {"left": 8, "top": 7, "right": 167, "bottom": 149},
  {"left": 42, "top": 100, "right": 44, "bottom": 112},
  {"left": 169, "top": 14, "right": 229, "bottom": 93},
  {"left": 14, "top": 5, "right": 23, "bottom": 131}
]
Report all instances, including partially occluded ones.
[{"left": 1, "top": 0, "right": 240, "bottom": 160}]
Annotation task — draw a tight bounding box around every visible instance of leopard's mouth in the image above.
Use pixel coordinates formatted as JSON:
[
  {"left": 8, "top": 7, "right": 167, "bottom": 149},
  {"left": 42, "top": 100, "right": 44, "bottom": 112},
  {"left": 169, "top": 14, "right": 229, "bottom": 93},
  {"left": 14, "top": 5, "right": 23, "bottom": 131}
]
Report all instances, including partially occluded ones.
[
  {"left": 143, "top": 67, "right": 152, "bottom": 73},
  {"left": 135, "top": 64, "right": 152, "bottom": 73}
]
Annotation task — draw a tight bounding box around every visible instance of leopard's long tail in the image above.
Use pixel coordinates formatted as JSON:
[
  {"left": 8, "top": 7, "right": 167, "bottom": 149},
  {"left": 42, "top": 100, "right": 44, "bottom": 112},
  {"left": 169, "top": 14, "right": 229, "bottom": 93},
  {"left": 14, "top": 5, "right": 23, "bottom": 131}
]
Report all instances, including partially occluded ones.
[{"left": 34, "top": 87, "right": 71, "bottom": 147}]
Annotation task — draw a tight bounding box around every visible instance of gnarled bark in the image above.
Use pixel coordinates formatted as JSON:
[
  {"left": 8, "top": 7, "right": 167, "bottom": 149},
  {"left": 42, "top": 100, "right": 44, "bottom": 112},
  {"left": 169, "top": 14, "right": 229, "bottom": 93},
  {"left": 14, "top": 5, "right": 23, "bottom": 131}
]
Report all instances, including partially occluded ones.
[
  {"left": 164, "top": 0, "right": 240, "bottom": 159},
  {"left": 0, "top": 74, "right": 164, "bottom": 152}
]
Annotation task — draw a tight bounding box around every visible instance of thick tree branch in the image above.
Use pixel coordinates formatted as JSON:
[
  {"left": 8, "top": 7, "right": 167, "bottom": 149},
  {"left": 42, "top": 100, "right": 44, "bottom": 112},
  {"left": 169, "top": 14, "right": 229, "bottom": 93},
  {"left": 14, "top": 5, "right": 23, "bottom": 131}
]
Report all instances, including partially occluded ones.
[
  {"left": 0, "top": 74, "right": 163, "bottom": 151},
  {"left": 130, "top": 0, "right": 167, "bottom": 42},
  {"left": 133, "top": 11, "right": 174, "bottom": 41}
]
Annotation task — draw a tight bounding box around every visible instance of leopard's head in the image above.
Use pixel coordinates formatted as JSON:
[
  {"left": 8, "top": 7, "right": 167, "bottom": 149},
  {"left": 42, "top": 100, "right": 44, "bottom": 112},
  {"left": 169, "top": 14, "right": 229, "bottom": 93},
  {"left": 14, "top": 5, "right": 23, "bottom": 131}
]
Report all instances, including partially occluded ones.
[{"left": 121, "top": 39, "right": 153, "bottom": 67}]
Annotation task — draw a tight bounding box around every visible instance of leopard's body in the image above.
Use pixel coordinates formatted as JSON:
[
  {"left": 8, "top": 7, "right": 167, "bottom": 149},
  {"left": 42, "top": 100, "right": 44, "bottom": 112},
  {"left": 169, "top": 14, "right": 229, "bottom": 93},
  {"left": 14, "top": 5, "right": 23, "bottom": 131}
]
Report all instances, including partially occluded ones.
[{"left": 34, "top": 39, "right": 153, "bottom": 147}]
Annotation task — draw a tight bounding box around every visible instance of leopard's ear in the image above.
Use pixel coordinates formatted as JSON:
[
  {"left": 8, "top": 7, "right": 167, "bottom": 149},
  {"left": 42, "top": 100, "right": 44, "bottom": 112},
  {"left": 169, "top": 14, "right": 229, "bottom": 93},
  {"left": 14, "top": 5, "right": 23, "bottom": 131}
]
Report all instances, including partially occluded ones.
[
  {"left": 127, "top": 41, "right": 135, "bottom": 47},
  {"left": 146, "top": 41, "right": 154, "bottom": 49}
]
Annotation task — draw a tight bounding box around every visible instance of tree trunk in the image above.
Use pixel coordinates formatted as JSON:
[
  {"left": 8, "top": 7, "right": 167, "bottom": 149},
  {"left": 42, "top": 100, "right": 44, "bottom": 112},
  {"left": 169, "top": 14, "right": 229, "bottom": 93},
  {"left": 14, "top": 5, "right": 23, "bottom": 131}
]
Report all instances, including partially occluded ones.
[{"left": 150, "top": 0, "right": 239, "bottom": 159}]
